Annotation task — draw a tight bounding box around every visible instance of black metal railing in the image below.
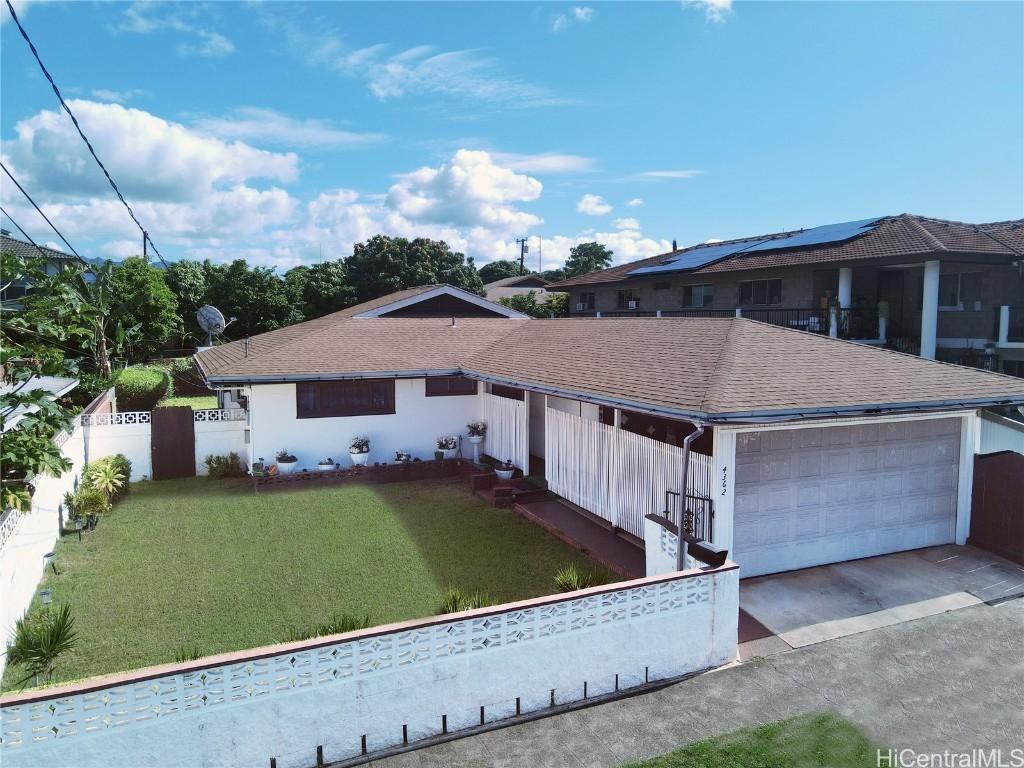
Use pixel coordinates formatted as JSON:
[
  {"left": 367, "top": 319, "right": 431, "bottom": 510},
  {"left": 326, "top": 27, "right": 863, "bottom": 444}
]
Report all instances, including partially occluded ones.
[
  {"left": 663, "top": 490, "right": 714, "bottom": 543},
  {"left": 599, "top": 310, "right": 659, "bottom": 317},
  {"left": 743, "top": 307, "right": 830, "bottom": 334},
  {"left": 886, "top": 335, "right": 921, "bottom": 356},
  {"left": 952, "top": 350, "right": 1001, "bottom": 372},
  {"left": 661, "top": 309, "right": 737, "bottom": 318}
]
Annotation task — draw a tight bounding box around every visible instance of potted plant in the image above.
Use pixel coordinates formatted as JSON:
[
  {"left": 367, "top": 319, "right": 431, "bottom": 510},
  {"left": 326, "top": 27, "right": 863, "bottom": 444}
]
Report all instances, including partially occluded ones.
[
  {"left": 349, "top": 437, "right": 370, "bottom": 467},
  {"left": 276, "top": 449, "right": 298, "bottom": 474},
  {"left": 318, "top": 457, "right": 336, "bottom": 471},
  {"left": 437, "top": 435, "right": 458, "bottom": 460},
  {"left": 466, "top": 421, "right": 486, "bottom": 460},
  {"left": 494, "top": 459, "right": 515, "bottom": 481},
  {"left": 394, "top": 450, "right": 412, "bottom": 464}
]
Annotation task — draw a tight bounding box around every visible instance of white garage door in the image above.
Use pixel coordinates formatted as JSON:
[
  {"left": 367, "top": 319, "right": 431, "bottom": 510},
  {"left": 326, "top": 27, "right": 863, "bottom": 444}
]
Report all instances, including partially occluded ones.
[{"left": 734, "top": 418, "right": 961, "bottom": 578}]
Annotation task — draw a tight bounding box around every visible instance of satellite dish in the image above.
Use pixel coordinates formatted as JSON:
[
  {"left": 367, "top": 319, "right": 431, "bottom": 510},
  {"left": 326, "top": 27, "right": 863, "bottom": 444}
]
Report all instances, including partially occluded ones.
[{"left": 197, "top": 304, "right": 228, "bottom": 346}]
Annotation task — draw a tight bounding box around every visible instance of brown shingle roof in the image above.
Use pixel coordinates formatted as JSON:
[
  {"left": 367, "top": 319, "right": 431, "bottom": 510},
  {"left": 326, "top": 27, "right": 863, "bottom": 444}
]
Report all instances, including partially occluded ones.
[
  {"left": 197, "top": 315, "right": 1024, "bottom": 421},
  {"left": 549, "top": 214, "right": 1024, "bottom": 287}
]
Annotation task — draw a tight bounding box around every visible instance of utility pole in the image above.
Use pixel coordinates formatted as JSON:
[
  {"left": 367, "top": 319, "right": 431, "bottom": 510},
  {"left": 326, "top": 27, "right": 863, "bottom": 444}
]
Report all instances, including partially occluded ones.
[
  {"left": 142, "top": 230, "right": 148, "bottom": 259},
  {"left": 515, "top": 237, "right": 529, "bottom": 274}
]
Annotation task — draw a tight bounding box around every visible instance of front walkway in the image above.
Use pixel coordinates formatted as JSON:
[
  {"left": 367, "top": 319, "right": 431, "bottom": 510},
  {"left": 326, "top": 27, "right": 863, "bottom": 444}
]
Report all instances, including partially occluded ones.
[
  {"left": 740, "top": 544, "right": 1024, "bottom": 650},
  {"left": 370, "top": 596, "right": 1024, "bottom": 766}
]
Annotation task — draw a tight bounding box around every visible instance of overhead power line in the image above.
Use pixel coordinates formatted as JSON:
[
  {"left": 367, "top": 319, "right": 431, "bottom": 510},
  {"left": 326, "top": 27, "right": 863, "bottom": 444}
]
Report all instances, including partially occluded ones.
[
  {"left": 4, "top": 0, "right": 168, "bottom": 268},
  {"left": 1, "top": 162, "right": 88, "bottom": 265}
]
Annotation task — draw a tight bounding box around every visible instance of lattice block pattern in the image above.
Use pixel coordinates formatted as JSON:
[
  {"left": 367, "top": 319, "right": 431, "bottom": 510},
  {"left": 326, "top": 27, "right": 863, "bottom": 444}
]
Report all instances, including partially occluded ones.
[
  {"left": 0, "top": 509, "right": 23, "bottom": 553},
  {"left": 193, "top": 409, "right": 247, "bottom": 423},
  {"left": 80, "top": 412, "right": 151, "bottom": 426},
  {"left": 1, "top": 575, "right": 717, "bottom": 751}
]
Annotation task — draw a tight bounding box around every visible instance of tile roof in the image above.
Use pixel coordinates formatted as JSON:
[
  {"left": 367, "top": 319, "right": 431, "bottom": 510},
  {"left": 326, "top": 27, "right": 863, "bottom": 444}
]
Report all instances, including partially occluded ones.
[
  {"left": 549, "top": 214, "right": 1024, "bottom": 287},
  {"left": 1, "top": 233, "right": 77, "bottom": 263},
  {"left": 196, "top": 314, "right": 1024, "bottom": 422}
]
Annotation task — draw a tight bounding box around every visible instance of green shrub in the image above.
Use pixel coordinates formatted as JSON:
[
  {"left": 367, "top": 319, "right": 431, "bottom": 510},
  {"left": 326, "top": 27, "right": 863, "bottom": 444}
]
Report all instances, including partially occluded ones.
[
  {"left": 174, "top": 645, "right": 202, "bottom": 663},
  {"left": 115, "top": 366, "right": 170, "bottom": 411},
  {"left": 64, "top": 485, "right": 110, "bottom": 524},
  {"left": 204, "top": 453, "right": 246, "bottom": 479},
  {"left": 67, "top": 373, "right": 115, "bottom": 409},
  {"left": 82, "top": 455, "right": 131, "bottom": 502},
  {"left": 280, "top": 613, "right": 372, "bottom": 643},
  {"left": 437, "top": 587, "right": 494, "bottom": 615},
  {"left": 553, "top": 563, "right": 609, "bottom": 593}
]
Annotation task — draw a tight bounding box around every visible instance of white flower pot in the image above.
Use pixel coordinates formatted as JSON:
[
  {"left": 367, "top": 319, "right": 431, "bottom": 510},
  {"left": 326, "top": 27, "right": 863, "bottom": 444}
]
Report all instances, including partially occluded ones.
[
  {"left": 468, "top": 435, "right": 484, "bottom": 445},
  {"left": 495, "top": 468, "right": 515, "bottom": 481},
  {"left": 442, "top": 448, "right": 457, "bottom": 459},
  {"left": 278, "top": 460, "right": 298, "bottom": 474},
  {"left": 349, "top": 451, "right": 369, "bottom": 467},
  {"left": 318, "top": 463, "right": 336, "bottom": 472}
]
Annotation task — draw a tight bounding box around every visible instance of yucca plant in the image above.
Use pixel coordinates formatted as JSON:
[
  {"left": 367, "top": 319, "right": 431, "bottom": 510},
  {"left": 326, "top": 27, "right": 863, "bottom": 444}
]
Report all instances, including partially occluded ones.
[
  {"left": 553, "top": 563, "right": 610, "bottom": 593},
  {"left": 437, "top": 587, "right": 494, "bottom": 615},
  {"left": 280, "top": 613, "right": 372, "bottom": 643},
  {"left": 6, "top": 604, "right": 78, "bottom": 687},
  {"left": 174, "top": 645, "right": 202, "bottom": 663}
]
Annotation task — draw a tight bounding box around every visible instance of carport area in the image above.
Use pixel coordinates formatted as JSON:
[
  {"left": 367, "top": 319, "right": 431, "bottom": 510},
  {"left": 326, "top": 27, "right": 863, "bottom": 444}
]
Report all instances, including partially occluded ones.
[{"left": 737, "top": 544, "right": 1024, "bottom": 658}]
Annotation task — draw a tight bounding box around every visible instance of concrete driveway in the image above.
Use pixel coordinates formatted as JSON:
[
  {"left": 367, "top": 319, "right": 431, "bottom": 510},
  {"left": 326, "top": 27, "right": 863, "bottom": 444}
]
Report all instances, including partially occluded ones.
[{"left": 739, "top": 544, "right": 1024, "bottom": 650}]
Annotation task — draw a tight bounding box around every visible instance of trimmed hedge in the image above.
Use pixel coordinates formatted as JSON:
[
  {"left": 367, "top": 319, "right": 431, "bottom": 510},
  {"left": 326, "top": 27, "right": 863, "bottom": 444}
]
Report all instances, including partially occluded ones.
[{"left": 115, "top": 367, "right": 170, "bottom": 411}]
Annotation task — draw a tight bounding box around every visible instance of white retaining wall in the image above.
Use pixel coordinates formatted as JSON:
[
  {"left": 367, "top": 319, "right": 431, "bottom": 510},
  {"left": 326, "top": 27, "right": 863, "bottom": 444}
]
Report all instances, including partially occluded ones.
[
  {"left": 0, "top": 427, "right": 86, "bottom": 675},
  {"left": 246, "top": 379, "right": 481, "bottom": 469},
  {"left": 643, "top": 516, "right": 696, "bottom": 575},
  {"left": 0, "top": 565, "right": 739, "bottom": 768}
]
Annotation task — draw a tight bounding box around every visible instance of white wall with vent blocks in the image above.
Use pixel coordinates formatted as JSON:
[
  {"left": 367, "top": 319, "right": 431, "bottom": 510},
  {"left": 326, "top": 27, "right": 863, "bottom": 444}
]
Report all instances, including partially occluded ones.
[
  {"left": 731, "top": 414, "right": 973, "bottom": 578},
  {"left": 0, "top": 567, "right": 738, "bottom": 768}
]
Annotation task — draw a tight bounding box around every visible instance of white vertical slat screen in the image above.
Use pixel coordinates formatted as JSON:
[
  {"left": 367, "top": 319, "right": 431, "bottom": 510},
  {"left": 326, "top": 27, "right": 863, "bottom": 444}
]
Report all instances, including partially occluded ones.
[
  {"left": 544, "top": 407, "right": 713, "bottom": 538},
  {"left": 480, "top": 392, "right": 529, "bottom": 471}
]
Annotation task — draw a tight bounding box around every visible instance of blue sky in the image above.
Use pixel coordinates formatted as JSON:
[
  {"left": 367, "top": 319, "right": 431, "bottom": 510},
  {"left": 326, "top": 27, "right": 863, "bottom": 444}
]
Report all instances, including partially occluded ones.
[{"left": 2, "top": 0, "right": 1022, "bottom": 271}]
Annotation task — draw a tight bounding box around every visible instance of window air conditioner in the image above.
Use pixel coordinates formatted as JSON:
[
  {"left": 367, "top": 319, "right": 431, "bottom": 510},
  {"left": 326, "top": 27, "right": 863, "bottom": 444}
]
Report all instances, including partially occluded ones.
[{"left": 628, "top": 300, "right": 639, "bottom": 310}]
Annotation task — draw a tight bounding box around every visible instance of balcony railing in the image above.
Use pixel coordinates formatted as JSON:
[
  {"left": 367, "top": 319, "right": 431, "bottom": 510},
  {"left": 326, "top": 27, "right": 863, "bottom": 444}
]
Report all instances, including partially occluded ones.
[{"left": 743, "top": 307, "right": 830, "bottom": 334}]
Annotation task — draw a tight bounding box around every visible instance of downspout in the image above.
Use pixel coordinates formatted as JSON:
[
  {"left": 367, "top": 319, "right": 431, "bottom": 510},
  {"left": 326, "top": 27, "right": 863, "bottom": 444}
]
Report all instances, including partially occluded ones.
[{"left": 676, "top": 424, "right": 706, "bottom": 572}]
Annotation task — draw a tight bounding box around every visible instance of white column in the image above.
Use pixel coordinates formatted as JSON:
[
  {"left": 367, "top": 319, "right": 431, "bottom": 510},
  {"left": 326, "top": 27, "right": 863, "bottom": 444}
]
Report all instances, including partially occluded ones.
[
  {"left": 998, "top": 305, "right": 1010, "bottom": 344},
  {"left": 829, "top": 306, "right": 839, "bottom": 338},
  {"left": 920, "top": 260, "right": 940, "bottom": 359},
  {"left": 711, "top": 427, "right": 736, "bottom": 555},
  {"left": 838, "top": 267, "right": 853, "bottom": 308}
]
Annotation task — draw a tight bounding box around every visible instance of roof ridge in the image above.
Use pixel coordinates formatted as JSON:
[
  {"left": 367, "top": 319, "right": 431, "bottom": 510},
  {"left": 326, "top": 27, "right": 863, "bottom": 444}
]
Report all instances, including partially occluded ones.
[
  {"left": 697, "top": 317, "right": 744, "bottom": 414},
  {"left": 902, "top": 215, "right": 948, "bottom": 252}
]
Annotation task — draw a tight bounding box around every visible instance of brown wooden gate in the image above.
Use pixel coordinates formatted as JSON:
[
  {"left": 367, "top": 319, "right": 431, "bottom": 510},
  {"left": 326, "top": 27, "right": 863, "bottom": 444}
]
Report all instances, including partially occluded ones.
[
  {"left": 969, "top": 451, "right": 1024, "bottom": 565},
  {"left": 151, "top": 406, "right": 196, "bottom": 480}
]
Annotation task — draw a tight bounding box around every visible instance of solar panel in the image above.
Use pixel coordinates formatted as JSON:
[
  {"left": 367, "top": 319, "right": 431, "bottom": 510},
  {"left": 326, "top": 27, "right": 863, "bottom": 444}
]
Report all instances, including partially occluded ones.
[
  {"left": 628, "top": 239, "right": 769, "bottom": 276},
  {"left": 739, "top": 217, "right": 883, "bottom": 253}
]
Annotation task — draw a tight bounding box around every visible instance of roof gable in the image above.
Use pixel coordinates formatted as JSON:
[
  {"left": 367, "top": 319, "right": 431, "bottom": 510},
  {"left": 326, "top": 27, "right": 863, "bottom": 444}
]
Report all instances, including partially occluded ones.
[{"left": 350, "top": 284, "right": 527, "bottom": 319}]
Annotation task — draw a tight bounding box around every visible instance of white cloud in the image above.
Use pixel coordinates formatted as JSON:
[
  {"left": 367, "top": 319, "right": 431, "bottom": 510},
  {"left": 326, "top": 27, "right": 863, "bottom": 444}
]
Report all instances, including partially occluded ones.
[
  {"left": 274, "top": 13, "right": 567, "bottom": 107},
  {"left": 3, "top": 100, "right": 297, "bottom": 203},
  {"left": 627, "top": 197, "right": 644, "bottom": 207},
  {"left": 704, "top": 238, "right": 724, "bottom": 244},
  {"left": 191, "top": 107, "right": 386, "bottom": 149},
  {"left": 490, "top": 152, "right": 594, "bottom": 174},
  {"left": 613, "top": 217, "right": 640, "bottom": 230},
  {"left": 637, "top": 169, "right": 703, "bottom": 180},
  {"left": 112, "top": 3, "right": 235, "bottom": 58},
  {"left": 90, "top": 88, "right": 147, "bottom": 104},
  {"left": 552, "top": 6, "right": 594, "bottom": 32},
  {"left": 1, "top": 0, "right": 34, "bottom": 26},
  {"left": 540, "top": 229, "right": 672, "bottom": 270},
  {"left": 386, "top": 149, "right": 542, "bottom": 233},
  {"left": 681, "top": 0, "right": 732, "bottom": 23},
  {"left": 577, "top": 194, "right": 612, "bottom": 216}
]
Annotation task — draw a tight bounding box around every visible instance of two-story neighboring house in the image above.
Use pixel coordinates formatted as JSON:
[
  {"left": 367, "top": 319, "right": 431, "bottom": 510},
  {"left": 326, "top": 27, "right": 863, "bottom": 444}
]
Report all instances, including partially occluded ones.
[{"left": 549, "top": 214, "right": 1024, "bottom": 376}]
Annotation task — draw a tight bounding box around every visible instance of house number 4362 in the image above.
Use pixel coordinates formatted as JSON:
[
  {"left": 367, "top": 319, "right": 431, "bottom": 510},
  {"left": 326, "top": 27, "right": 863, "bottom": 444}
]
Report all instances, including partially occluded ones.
[{"left": 720, "top": 466, "right": 728, "bottom": 496}]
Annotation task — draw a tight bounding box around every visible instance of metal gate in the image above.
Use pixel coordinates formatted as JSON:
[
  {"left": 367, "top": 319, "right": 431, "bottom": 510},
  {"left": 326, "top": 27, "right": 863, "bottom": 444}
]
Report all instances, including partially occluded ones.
[{"left": 150, "top": 406, "right": 196, "bottom": 480}]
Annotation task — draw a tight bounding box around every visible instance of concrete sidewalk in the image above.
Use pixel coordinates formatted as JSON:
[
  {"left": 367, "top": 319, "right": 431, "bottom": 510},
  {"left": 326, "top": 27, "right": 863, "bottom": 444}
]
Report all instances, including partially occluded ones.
[{"left": 370, "top": 597, "right": 1024, "bottom": 767}]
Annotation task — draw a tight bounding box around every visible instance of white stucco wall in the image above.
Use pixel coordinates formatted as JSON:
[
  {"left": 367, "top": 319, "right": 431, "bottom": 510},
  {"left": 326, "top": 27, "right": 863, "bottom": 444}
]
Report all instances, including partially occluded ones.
[
  {"left": 81, "top": 418, "right": 152, "bottom": 481},
  {"left": 979, "top": 412, "right": 1024, "bottom": 455},
  {"left": 194, "top": 420, "right": 247, "bottom": 475},
  {"left": 643, "top": 516, "right": 696, "bottom": 575},
  {"left": 0, "top": 567, "right": 739, "bottom": 768},
  {"left": 246, "top": 379, "right": 482, "bottom": 469},
  {"left": 0, "top": 427, "right": 86, "bottom": 674}
]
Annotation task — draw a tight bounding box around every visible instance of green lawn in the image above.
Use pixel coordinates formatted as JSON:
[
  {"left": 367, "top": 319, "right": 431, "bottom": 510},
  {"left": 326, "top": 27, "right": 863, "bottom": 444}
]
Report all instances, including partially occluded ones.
[
  {"left": 3, "top": 478, "right": 609, "bottom": 690},
  {"left": 622, "top": 714, "right": 877, "bottom": 768},
  {"left": 156, "top": 394, "right": 219, "bottom": 409}
]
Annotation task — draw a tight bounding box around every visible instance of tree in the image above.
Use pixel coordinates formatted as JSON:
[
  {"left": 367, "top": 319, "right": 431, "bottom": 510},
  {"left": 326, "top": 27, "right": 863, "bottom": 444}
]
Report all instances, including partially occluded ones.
[
  {"left": 165, "top": 259, "right": 208, "bottom": 344},
  {"left": 498, "top": 291, "right": 568, "bottom": 319},
  {"left": 564, "top": 242, "right": 614, "bottom": 278},
  {"left": 203, "top": 260, "right": 300, "bottom": 338},
  {"left": 345, "top": 235, "right": 485, "bottom": 302},
  {"left": 540, "top": 267, "right": 567, "bottom": 283},
  {"left": 478, "top": 259, "right": 527, "bottom": 284},
  {"left": 110, "top": 257, "right": 181, "bottom": 358},
  {"left": 284, "top": 261, "right": 355, "bottom": 319}
]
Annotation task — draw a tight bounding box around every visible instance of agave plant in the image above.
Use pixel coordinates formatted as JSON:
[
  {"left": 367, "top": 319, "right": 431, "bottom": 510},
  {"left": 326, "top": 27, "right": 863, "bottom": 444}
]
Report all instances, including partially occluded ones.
[
  {"left": 6, "top": 604, "right": 78, "bottom": 687},
  {"left": 437, "top": 587, "right": 494, "bottom": 615}
]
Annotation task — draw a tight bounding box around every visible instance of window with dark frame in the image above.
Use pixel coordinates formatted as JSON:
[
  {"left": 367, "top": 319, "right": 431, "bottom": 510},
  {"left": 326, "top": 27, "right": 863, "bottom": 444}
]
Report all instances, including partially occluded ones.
[
  {"left": 425, "top": 376, "right": 478, "bottom": 397},
  {"left": 577, "top": 292, "right": 596, "bottom": 310},
  {"left": 490, "top": 384, "right": 525, "bottom": 401},
  {"left": 653, "top": 281, "right": 671, "bottom": 291},
  {"left": 738, "top": 278, "right": 782, "bottom": 306},
  {"left": 296, "top": 379, "right": 395, "bottom": 418},
  {"left": 682, "top": 284, "right": 714, "bottom": 308},
  {"left": 617, "top": 290, "right": 640, "bottom": 309}
]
